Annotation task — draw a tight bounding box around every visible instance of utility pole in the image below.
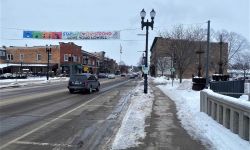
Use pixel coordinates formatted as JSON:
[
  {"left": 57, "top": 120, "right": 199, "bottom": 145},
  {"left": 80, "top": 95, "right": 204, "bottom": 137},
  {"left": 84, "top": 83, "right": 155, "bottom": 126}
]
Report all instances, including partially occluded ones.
[{"left": 205, "top": 20, "right": 210, "bottom": 88}]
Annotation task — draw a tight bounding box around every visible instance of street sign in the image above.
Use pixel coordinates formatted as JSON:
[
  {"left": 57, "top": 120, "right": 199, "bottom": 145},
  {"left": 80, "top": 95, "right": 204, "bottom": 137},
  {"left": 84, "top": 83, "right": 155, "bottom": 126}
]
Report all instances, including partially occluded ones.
[
  {"left": 170, "top": 68, "right": 175, "bottom": 72},
  {"left": 142, "top": 65, "right": 149, "bottom": 74}
]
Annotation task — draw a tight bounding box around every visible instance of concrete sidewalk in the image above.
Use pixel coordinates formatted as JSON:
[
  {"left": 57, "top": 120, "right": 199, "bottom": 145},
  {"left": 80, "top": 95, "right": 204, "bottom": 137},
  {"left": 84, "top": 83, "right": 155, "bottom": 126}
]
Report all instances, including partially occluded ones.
[{"left": 137, "top": 83, "right": 208, "bottom": 150}]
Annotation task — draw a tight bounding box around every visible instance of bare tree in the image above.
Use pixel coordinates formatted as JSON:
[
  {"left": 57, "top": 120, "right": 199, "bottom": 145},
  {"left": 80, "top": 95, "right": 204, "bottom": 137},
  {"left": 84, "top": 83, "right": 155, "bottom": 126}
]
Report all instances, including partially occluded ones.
[
  {"left": 160, "top": 25, "right": 206, "bottom": 83},
  {"left": 233, "top": 51, "right": 250, "bottom": 79},
  {"left": 215, "top": 30, "right": 249, "bottom": 65},
  {"left": 157, "top": 57, "right": 171, "bottom": 76}
]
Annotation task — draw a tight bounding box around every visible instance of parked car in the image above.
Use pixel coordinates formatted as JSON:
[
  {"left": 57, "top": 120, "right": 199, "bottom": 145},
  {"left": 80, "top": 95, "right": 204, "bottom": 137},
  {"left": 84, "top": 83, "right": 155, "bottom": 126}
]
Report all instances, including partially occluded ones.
[
  {"left": 121, "top": 73, "right": 126, "bottom": 77},
  {"left": 128, "top": 73, "right": 136, "bottom": 79},
  {"left": 108, "top": 74, "right": 116, "bottom": 79},
  {"left": 68, "top": 73, "right": 100, "bottom": 94},
  {"left": 98, "top": 73, "right": 107, "bottom": 78}
]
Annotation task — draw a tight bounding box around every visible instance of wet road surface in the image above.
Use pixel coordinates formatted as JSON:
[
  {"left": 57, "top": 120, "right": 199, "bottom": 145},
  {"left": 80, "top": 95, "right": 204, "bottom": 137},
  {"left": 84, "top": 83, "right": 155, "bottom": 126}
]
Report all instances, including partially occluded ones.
[{"left": 0, "top": 77, "right": 139, "bottom": 150}]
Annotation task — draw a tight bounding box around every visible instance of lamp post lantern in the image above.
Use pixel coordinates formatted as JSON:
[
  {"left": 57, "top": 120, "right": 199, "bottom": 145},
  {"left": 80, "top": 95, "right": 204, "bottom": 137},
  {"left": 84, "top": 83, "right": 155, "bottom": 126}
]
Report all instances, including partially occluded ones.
[
  {"left": 140, "top": 8, "right": 155, "bottom": 94},
  {"left": 46, "top": 45, "right": 52, "bottom": 80}
]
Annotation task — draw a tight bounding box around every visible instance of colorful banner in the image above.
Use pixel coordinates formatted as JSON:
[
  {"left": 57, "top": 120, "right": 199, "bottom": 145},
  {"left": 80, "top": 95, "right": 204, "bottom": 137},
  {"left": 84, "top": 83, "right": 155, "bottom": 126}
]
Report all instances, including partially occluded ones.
[{"left": 23, "top": 31, "right": 120, "bottom": 40}]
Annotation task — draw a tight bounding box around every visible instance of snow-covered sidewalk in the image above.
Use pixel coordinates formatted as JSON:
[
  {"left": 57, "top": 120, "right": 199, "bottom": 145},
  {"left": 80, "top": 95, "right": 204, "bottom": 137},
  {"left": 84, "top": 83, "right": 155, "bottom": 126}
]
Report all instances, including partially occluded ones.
[
  {"left": 112, "top": 83, "right": 154, "bottom": 149},
  {"left": 154, "top": 76, "right": 250, "bottom": 150}
]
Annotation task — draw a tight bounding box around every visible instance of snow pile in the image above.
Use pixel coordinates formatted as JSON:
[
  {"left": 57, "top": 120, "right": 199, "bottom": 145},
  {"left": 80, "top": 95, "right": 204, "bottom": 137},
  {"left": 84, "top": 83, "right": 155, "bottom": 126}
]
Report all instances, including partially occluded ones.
[
  {"left": 152, "top": 76, "right": 168, "bottom": 84},
  {"left": 0, "top": 77, "right": 69, "bottom": 88},
  {"left": 155, "top": 78, "right": 250, "bottom": 150},
  {"left": 176, "top": 79, "right": 192, "bottom": 90},
  {"left": 239, "top": 95, "right": 249, "bottom": 101},
  {"left": 112, "top": 84, "right": 154, "bottom": 150}
]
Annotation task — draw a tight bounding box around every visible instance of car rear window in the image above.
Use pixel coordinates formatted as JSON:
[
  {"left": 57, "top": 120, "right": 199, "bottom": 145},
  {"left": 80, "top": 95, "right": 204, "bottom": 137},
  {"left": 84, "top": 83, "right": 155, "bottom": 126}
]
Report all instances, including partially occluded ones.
[{"left": 70, "top": 75, "right": 87, "bottom": 80}]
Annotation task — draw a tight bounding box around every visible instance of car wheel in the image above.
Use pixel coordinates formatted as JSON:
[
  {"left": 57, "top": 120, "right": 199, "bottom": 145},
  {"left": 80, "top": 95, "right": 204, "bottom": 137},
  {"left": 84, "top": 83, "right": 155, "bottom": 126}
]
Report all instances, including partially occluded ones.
[
  {"left": 69, "top": 89, "right": 74, "bottom": 94},
  {"left": 88, "top": 87, "right": 93, "bottom": 94},
  {"left": 96, "top": 85, "right": 100, "bottom": 92}
]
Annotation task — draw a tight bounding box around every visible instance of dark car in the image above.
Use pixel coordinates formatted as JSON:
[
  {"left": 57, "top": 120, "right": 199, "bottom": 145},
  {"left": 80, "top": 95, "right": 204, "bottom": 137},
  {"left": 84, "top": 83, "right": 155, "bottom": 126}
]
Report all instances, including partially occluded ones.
[
  {"left": 68, "top": 73, "right": 100, "bottom": 94},
  {"left": 98, "top": 73, "right": 107, "bottom": 78}
]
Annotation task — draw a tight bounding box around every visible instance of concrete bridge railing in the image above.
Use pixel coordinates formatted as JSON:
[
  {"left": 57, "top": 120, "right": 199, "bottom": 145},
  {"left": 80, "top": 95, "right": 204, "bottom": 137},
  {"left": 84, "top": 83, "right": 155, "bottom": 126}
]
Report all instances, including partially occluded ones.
[{"left": 200, "top": 90, "right": 250, "bottom": 142}]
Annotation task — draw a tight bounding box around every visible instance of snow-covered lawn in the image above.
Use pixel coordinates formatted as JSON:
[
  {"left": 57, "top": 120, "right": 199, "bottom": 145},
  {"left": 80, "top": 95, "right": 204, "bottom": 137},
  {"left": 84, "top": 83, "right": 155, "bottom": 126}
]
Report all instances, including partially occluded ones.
[
  {"left": 153, "top": 77, "right": 250, "bottom": 150},
  {"left": 112, "top": 83, "right": 154, "bottom": 150}
]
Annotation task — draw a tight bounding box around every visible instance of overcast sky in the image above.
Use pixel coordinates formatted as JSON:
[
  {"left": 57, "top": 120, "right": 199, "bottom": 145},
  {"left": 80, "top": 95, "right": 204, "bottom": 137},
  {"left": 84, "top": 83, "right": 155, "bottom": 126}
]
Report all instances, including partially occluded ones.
[{"left": 0, "top": 0, "right": 249, "bottom": 66}]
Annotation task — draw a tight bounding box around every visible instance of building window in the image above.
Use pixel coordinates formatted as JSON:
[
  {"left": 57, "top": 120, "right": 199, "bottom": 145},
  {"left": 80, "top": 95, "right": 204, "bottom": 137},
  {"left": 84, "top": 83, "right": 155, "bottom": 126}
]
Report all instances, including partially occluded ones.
[
  {"left": 73, "top": 55, "right": 77, "bottom": 62},
  {"left": 64, "top": 54, "right": 68, "bottom": 61},
  {"left": 83, "top": 56, "right": 88, "bottom": 65},
  {"left": 37, "top": 54, "right": 42, "bottom": 61},
  {"left": 20, "top": 54, "right": 24, "bottom": 61},
  {"left": 0, "top": 51, "right": 6, "bottom": 56},
  {"left": 7, "top": 54, "right": 13, "bottom": 60}
]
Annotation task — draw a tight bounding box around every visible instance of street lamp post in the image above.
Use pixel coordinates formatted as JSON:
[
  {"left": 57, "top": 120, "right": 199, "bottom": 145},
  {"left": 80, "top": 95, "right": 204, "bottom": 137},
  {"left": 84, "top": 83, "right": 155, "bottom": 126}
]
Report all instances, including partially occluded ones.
[
  {"left": 218, "top": 34, "right": 223, "bottom": 74},
  {"left": 46, "top": 45, "right": 52, "bottom": 80},
  {"left": 140, "top": 8, "right": 156, "bottom": 94}
]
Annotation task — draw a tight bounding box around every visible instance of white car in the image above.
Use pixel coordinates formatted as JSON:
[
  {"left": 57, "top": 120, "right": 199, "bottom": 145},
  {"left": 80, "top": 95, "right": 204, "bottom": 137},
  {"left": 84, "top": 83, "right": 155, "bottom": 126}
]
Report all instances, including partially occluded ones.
[{"left": 108, "top": 74, "right": 116, "bottom": 79}]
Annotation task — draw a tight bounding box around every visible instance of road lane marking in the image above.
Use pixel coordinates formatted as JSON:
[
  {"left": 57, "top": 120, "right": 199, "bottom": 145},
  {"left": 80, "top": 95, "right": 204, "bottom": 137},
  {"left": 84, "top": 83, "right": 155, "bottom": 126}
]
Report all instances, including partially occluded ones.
[
  {"left": 14, "top": 141, "right": 74, "bottom": 148},
  {"left": 85, "top": 104, "right": 115, "bottom": 108},
  {"left": 0, "top": 80, "right": 130, "bottom": 150}
]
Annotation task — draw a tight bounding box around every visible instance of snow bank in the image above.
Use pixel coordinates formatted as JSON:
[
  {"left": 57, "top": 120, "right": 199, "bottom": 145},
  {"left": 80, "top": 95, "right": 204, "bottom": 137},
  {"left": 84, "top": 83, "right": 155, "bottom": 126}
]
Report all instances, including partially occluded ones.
[
  {"left": 0, "top": 77, "right": 69, "bottom": 88},
  {"left": 155, "top": 77, "right": 250, "bottom": 150},
  {"left": 204, "top": 89, "right": 250, "bottom": 108},
  {"left": 239, "top": 95, "right": 249, "bottom": 101},
  {"left": 112, "top": 84, "right": 154, "bottom": 150},
  {"left": 152, "top": 76, "right": 169, "bottom": 84}
]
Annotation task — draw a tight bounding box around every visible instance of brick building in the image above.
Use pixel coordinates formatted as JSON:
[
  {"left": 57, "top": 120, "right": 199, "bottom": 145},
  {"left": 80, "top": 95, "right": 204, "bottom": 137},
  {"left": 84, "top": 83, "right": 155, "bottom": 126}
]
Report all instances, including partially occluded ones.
[
  {"left": 94, "top": 51, "right": 118, "bottom": 74},
  {"left": 82, "top": 50, "right": 100, "bottom": 74},
  {"left": 1, "top": 42, "right": 118, "bottom": 76},
  {"left": 59, "top": 42, "right": 82, "bottom": 75},
  {"left": 5, "top": 45, "right": 60, "bottom": 76},
  {"left": 150, "top": 37, "right": 228, "bottom": 78},
  {"left": 3, "top": 42, "right": 83, "bottom": 76}
]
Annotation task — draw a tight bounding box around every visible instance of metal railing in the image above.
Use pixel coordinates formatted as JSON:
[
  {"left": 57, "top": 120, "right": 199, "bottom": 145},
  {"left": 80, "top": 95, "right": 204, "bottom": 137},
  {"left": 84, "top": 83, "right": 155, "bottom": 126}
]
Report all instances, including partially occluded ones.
[{"left": 210, "top": 80, "right": 245, "bottom": 98}]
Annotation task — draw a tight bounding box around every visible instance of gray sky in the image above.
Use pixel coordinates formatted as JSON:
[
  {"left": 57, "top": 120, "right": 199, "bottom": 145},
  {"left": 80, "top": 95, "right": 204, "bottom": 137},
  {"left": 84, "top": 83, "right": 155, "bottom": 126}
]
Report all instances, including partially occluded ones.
[{"left": 0, "top": 0, "right": 249, "bottom": 65}]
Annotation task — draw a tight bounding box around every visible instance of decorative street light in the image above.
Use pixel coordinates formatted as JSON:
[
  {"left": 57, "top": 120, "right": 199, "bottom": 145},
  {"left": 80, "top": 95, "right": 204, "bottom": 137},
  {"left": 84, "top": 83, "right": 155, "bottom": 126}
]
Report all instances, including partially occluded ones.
[
  {"left": 140, "top": 8, "right": 156, "bottom": 94},
  {"left": 46, "top": 45, "right": 52, "bottom": 80}
]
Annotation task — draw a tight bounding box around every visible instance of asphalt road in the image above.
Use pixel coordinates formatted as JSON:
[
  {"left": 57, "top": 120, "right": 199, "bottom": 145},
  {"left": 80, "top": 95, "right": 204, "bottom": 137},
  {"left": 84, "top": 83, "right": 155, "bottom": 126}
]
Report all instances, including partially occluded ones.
[{"left": 0, "top": 77, "right": 138, "bottom": 150}]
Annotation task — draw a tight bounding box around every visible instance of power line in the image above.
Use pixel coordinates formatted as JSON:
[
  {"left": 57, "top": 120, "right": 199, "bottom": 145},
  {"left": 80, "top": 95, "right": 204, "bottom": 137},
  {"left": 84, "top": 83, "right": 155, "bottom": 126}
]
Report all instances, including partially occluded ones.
[{"left": 1, "top": 21, "right": 208, "bottom": 32}]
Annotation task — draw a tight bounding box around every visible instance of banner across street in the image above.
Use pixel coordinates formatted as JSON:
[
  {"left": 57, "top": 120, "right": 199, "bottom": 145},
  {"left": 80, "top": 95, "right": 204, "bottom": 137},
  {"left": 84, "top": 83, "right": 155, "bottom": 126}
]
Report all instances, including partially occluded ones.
[{"left": 23, "top": 31, "right": 120, "bottom": 40}]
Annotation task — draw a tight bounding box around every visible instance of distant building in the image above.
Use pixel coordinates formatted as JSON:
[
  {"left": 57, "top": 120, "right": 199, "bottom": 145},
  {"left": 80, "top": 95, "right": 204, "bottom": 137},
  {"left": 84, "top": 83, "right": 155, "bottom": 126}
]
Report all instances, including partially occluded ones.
[
  {"left": 150, "top": 37, "right": 228, "bottom": 78},
  {"left": 94, "top": 51, "right": 118, "bottom": 74},
  {"left": 1, "top": 43, "right": 118, "bottom": 76},
  {"left": 5, "top": 45, "right": 60, "bottom": 76},
  {"left": 82, "top": 50, "right": 100, "bottom": 74}
]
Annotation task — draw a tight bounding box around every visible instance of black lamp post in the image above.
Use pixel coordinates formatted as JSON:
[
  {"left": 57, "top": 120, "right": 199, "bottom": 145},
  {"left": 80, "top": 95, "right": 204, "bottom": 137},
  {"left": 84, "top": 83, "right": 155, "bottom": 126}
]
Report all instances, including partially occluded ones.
[
  {"left": 140, "top": 8, "right": 156, "bottom": 94},
  {"left": 46, "top": 45, "right": 52, "bottom": 80},
  {"left": 218, "top": 34, "right": 223, "bottom": 74},
  {"left": 196, "top": 44, "right": 205, "bottom": 77}
]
